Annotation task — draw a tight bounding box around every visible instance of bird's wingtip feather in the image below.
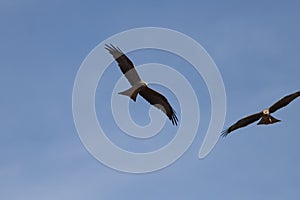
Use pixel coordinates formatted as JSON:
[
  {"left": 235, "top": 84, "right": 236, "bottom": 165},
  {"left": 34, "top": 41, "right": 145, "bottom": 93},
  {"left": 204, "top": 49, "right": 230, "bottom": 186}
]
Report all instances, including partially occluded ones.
[
  {"left": 220, "top": 129, "right": 229, "bottom": 138},
  {"left": 171, "top": 109, "right": 178, "bottom": 126}
]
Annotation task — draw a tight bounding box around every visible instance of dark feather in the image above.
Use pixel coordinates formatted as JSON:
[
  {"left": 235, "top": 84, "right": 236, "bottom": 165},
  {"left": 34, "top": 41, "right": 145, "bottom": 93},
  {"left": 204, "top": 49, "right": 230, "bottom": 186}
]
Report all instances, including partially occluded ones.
[
  {"left": 139, "top": 86, "right": 178, "bottom": 126},
  {"left": 105, "top": 44, "right": 142, "bottom": 86},
  {"left": 221, "top": 112, "right": 262, "bottom": 137},
  {"left": 269, "top": 91, "right": 300, "bottom": 113}
]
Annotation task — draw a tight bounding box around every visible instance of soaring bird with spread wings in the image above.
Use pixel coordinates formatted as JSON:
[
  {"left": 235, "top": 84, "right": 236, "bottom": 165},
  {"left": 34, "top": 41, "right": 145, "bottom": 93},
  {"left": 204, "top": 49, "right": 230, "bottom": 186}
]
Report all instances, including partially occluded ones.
[
  {"left": 221, "top": 91, "right": 300, "bottom": 137},
  {"left": 105, "top": 44, "right": 178, "bottom": 126}
]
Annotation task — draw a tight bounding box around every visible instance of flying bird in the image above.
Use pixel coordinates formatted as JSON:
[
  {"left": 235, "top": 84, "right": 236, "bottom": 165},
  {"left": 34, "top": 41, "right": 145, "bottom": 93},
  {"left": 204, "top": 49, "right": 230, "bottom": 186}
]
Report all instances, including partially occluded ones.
[
  {"left": 105, "top": 44, "right": 178, "bottom": 125},
  {"left": 221, "top": 91, "right": 300, "bottom": 137}
]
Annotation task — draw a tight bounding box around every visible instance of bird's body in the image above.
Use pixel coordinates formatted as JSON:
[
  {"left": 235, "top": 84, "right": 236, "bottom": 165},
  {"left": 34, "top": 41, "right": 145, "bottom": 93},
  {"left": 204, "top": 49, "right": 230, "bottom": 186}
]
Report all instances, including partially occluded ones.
[
  {"left": 118, "top": 80, "right": 147, "bottom": 101},
  {"left": 222, "top": 91, "right": 300, "bottom": 137},
  {"left": 105, "top": 44, "right": 178, "bottom": 126},
  {"left": 257, "top": 109, "right": 281, "bottom": 125}
]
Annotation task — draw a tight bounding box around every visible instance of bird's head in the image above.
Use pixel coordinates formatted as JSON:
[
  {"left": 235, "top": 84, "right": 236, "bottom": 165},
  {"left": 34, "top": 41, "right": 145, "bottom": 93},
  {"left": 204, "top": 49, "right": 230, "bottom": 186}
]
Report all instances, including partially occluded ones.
[
  {"left": 262, "top": 109, "right": 270, "bottom": 115},
  {"left": 138, "top": 81, "right": 148, "bottom": 87}
]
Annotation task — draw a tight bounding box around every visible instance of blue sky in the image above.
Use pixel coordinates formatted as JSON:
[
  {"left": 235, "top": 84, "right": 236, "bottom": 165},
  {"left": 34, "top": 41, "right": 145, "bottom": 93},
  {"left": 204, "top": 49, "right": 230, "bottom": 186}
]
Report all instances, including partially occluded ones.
[{"left": 1, "top": 0, "right": 299, "bottom": 199}]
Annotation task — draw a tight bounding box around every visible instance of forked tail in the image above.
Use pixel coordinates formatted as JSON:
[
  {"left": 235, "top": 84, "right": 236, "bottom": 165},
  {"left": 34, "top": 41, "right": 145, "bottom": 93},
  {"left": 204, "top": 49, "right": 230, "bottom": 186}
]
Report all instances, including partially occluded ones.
[
  {"left": 118, "top": 84, "right": 146, "bottom": 101},
  {"left": 257, "top": 114, "right": 281, "bottom": 125}
]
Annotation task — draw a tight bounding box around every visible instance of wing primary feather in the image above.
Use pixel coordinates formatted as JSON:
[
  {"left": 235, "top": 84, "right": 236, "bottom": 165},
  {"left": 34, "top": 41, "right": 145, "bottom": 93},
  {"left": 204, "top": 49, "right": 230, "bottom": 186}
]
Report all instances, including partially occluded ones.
[
  {"left": 221, "top": 129, "right": 229, "bottom": 137},
  {"left": 170, "top": 108, "right": 178, "bottom": 126},
  {"left": 116, "top": 46, "right": 123, "bottom": 53}
]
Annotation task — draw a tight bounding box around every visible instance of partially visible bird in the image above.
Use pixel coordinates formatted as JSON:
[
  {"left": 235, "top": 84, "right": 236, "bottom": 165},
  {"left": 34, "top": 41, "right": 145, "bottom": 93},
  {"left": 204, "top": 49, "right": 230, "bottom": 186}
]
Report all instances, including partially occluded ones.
[
  {"left": 221, "top": 91, "right": 300, "bottom": 137},
  {"left": 105, "top": 44, "right": 178, "bottom": 125}
]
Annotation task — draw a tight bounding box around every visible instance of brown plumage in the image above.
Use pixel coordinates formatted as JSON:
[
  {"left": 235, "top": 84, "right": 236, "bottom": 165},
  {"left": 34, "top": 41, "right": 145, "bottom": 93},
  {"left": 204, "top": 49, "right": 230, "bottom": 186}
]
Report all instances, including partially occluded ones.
[
  {"left": 221, "top": 91, "right": 300, "bottom": 137},
  {"left": 105, "top": 44, "right": 178, "bottom": 126}
]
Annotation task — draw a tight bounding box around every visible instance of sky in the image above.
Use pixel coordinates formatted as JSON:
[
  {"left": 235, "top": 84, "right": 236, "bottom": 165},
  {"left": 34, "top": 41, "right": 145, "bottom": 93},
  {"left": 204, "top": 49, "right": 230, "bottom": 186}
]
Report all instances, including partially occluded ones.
[{"left": 1, "top": 0, "right": 300, "bottom": 199}]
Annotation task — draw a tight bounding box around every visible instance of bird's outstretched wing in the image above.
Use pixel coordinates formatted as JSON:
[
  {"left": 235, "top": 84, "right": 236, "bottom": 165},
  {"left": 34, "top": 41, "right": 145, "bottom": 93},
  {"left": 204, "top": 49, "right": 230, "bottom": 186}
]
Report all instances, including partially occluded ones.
[
  {"left": 221, "top": 112, "right": 263, "bottom": 137},
  {"left": 269, "top": 91, "right": 300, "bottom": 113},
  {"left": 105, "top": 44, "right": 142, "bottom": 86},
  {"left": 139, "top": 86, "right": 178, "bottom": 126}
]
